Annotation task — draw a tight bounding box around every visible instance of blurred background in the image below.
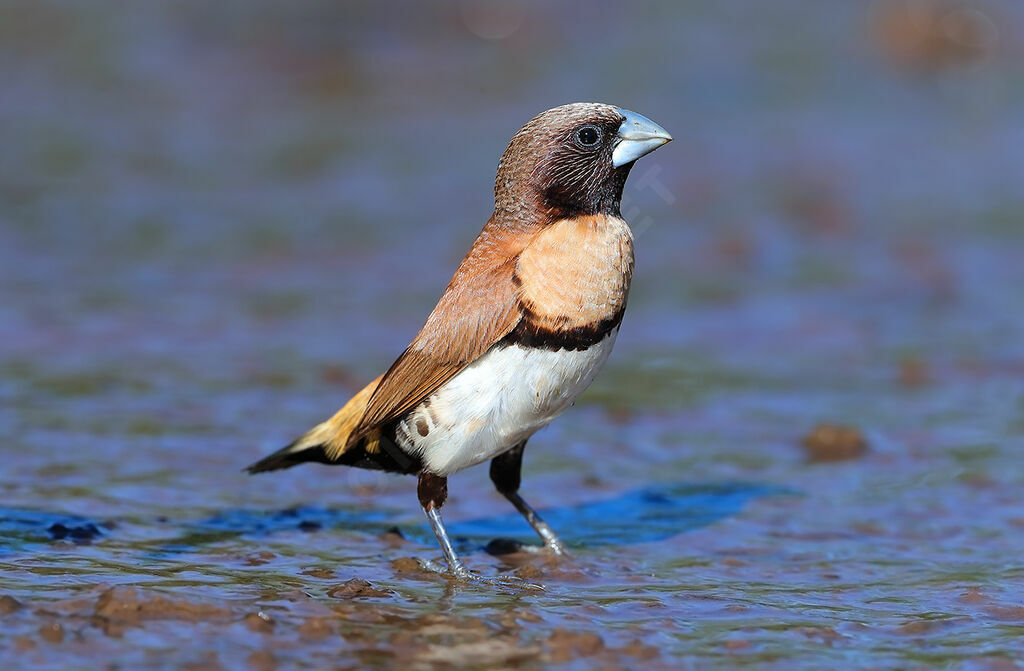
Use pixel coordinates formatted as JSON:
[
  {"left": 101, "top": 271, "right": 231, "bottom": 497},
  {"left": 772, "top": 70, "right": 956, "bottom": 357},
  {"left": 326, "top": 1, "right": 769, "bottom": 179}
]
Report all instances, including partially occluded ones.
[{"left": 2, "top": 1, "right": 1024, "bottom": 668}]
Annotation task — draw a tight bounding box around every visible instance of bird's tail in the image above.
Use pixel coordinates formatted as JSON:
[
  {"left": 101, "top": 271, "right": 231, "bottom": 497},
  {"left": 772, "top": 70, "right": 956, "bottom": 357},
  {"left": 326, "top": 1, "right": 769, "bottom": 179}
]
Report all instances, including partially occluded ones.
[{"left": 245, "top": 375, "right": 383, "bottom": 474}]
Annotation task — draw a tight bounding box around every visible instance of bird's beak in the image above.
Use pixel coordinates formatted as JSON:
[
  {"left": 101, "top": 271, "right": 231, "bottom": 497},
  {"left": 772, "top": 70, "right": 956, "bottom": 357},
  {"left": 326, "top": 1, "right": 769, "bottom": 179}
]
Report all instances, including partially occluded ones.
[{"left": 611, "top": 108, "right": 673, "bottom": 168}]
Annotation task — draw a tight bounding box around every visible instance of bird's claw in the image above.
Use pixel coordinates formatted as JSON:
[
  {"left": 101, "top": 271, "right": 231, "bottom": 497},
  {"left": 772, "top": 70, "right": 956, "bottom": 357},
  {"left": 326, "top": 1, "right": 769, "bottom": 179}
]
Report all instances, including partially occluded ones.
[
  {"left": 416, "top": 557, "right": 544, "bottom": 591},
  {"left": 513, "top": 541, "right": 568, "bottom": 556},
  {"left": 543, "top": 539, "right": 568, "bottom": 556},
  {"left": 485, "top": 537, "right": 568, "bottom": 557}
]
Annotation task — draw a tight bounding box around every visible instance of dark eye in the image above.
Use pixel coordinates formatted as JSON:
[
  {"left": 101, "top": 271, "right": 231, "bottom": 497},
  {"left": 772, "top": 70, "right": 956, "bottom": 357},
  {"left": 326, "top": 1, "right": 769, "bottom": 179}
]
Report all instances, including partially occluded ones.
[{"left": 575, "top": 125, "right": 601, "bottom": 147}]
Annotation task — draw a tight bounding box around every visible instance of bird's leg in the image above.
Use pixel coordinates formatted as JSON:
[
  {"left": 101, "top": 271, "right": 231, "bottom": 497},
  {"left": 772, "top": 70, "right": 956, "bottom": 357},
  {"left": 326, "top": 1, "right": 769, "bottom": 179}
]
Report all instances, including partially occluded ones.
[
  {"left": 417, "top": 472, "right": 469, "bottom": 577},
  {"left": 417, "top": 471, "right": 542, "bottom": 590},
  {"left": 489, "top": 443, "right": 567, "bottom": 555}
]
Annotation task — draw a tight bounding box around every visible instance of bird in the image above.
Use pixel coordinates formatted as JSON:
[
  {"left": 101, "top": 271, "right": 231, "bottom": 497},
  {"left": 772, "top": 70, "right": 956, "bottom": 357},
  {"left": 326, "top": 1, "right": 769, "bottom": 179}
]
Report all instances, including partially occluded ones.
[{"left": 246, "top": 102, "right": 671, "bottom": 587}]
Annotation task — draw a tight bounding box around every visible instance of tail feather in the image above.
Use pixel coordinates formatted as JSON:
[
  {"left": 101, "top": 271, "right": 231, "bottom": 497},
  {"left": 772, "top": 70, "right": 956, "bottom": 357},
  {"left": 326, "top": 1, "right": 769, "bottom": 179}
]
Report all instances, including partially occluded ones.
[
  {"left": 243, "top": 437, "right": 334, "bottom": 473},
  {"left": 245, "top": 375, "right": 383, "bottom": 474}
]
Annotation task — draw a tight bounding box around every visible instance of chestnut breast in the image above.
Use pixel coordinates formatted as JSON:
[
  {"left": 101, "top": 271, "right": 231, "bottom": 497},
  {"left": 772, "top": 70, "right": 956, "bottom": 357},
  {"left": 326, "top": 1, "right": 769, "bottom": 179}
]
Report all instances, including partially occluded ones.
[{"left": 514, "top": 214, "right": 634, "bottom": 334}]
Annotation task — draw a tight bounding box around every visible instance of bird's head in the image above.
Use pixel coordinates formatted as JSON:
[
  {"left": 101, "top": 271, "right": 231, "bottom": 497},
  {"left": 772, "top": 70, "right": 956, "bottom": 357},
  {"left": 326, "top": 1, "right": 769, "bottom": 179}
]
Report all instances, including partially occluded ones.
[{"left": 495, "top": 102, "right": 671, "bottom": 223}]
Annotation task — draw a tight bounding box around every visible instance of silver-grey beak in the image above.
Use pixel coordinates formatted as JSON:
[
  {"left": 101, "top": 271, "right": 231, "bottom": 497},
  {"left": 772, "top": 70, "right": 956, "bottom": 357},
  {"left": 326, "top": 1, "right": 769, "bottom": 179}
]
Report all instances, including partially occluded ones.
[{"left": 611, "top": 108, "right": 672, "bottom": 168}]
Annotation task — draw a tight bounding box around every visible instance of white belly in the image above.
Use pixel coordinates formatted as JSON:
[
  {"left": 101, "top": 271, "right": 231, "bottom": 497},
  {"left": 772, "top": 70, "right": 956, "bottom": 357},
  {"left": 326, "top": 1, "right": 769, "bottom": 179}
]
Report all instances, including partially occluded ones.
[{"left": 395, "top": 330, "right": 618, "bottom": 476}]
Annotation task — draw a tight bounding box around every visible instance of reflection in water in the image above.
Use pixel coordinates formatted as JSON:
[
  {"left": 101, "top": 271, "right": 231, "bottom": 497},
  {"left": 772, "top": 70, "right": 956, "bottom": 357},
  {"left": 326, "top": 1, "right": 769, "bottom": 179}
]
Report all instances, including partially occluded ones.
[
  {"left": 448, "top": 482, "right": 785, "bottom": 549},
  {"left": 0, "top": 483, "right": 784, "bottom": 556},
  {"left": 0, "top": 509, "right": 107, "bottom": 552}
]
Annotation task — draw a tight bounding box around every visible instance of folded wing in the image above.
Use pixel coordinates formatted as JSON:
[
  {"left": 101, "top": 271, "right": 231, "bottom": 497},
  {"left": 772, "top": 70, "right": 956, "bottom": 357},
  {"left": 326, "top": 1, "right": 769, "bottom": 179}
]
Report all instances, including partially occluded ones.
[{"left": 346, "top": 220, "right": 536, "bottom": 448}]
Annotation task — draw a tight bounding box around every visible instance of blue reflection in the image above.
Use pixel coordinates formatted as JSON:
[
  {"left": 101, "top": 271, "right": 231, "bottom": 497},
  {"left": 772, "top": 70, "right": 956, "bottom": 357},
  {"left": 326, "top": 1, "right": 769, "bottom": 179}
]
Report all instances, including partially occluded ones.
[
  {"left": 443, "top": 482, "right": 787, "bottom": 549},
  {"left": 0, "top": 483, "right": 788, "bottom": 558}
]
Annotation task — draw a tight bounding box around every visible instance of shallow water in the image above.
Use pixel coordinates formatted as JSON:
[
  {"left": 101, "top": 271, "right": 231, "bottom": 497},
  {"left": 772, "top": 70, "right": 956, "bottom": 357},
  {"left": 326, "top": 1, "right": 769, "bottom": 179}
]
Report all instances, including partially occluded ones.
[{"left": 3, "top": 1, "right": 1024, "bottom": 669}]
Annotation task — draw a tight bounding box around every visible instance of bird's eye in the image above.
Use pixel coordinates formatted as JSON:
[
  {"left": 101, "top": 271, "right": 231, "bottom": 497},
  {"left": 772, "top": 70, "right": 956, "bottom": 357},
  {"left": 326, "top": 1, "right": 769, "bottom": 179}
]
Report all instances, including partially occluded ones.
[{"left": 575, "top": 125, "right": 602, "bottom": 148}]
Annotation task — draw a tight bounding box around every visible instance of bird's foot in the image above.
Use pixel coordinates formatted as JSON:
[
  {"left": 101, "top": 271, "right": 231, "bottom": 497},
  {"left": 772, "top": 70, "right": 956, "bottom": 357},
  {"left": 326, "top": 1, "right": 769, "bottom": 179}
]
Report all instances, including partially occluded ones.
[
  {"left": 417, "top": 557, "right": 544, "bottom": 591},
  {"left": 542, "top": 537, "right": 568, "bottom": 556},
  {"left": 485, "top": 537, "right": 568, "bottom": 557},
  {"left": 515, "top": 539, "right": 569, "bottom": 556}
]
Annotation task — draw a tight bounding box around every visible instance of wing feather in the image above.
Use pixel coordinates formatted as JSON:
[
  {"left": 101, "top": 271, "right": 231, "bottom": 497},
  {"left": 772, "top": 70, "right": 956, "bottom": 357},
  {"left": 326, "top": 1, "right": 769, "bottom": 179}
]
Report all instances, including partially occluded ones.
[{"left": 346, "top": 221, "right": 537, "bottom": 446}]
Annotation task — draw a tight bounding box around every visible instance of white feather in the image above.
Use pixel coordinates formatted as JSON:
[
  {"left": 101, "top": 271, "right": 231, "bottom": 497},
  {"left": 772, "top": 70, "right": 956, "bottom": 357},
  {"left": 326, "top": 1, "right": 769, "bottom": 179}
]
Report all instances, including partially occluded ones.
[{"left": 395, "top": 330, "right": 618, "bottom": 475}]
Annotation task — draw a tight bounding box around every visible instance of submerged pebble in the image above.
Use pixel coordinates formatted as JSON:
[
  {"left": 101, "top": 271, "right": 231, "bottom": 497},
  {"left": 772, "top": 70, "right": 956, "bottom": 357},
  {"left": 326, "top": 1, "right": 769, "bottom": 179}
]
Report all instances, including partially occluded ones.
[
  {"left": 327, "top": 579, "right": 394, "bottom": 599},
  {"left": 801, "top": 423, "right": 869, "bottom": 462},
  {"left": 47, "top": 522, "right": 103, "bottom": 543}
]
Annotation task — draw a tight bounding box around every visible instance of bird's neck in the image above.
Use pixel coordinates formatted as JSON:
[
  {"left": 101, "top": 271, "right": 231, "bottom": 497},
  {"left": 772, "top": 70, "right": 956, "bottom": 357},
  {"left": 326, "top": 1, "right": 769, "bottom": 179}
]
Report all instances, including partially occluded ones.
[{"left": 493, "top": 165, "right": 632, "bottom": 229}]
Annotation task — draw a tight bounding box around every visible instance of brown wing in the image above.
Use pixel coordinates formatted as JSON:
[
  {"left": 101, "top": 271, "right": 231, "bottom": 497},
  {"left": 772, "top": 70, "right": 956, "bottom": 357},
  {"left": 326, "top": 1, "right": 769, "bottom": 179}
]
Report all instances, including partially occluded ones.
[{"left": 346, "top": 220, "right": 537, "bottom": 447}]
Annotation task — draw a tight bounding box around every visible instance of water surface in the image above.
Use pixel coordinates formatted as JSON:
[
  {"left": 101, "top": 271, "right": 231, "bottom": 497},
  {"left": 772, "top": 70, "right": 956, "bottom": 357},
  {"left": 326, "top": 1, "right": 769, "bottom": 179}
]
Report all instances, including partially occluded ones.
[{"left": 3, "top": 2, "right": 1024, "bottom": 668}]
